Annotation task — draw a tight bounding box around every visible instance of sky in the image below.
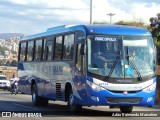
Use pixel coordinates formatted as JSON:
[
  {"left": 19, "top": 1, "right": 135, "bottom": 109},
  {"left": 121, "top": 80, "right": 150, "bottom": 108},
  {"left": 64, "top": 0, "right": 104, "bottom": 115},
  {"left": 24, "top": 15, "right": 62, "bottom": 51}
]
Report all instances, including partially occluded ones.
[{"left": 0, "top": 0, "right": 160, "bottom": 35}]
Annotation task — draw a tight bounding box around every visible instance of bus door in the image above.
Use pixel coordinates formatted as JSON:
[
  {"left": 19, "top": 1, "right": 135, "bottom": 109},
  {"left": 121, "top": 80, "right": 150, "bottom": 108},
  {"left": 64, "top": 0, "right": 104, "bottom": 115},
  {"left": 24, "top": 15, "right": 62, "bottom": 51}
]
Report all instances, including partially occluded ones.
[{"left": 74, "top": 42, "right": 88, "bottom": 105}]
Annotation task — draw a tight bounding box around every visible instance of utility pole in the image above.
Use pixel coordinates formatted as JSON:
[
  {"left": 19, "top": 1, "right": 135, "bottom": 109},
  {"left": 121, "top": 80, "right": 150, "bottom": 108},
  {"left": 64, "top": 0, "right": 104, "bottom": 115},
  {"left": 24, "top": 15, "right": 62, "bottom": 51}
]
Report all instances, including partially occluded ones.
[
  {"left": 90, "top": 0, "right": 92, "bottom": 24},
  {"left": 107, "top": 13, "right": 115, "bottom": 24}
]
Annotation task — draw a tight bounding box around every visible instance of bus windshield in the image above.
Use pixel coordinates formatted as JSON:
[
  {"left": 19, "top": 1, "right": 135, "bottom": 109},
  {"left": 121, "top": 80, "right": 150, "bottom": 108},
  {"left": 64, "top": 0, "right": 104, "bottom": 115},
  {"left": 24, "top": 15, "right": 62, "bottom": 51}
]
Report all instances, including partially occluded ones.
[{"left": 87, "top": 35, "right": 155, "bottom": 79}]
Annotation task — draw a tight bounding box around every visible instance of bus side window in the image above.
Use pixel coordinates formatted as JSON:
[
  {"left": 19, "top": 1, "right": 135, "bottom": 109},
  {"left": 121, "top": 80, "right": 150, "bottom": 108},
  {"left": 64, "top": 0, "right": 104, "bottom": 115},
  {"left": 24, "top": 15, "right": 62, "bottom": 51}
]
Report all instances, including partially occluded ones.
[
  {"left": 27, "top": 41, "right": 34, "bottom": 61},
  {"left": 46, "top": 41, "right": 53, "bottom": 61},
  {"left": 63, "top": 34, "right": 74, "bottom": 60},
  {"left": 19, "top": 42, "right": 27, "bottom": 61},
  {"left": 76, "top": 44, "right": 85, "bottom": 74},
  {"left": 55, "top": 36, "right": 63, "bottom": 60},
  {"left": 75, "top": 31, "right": 86, "bottom": 73},
  {"left": 35, "top": 39, "right": 43, "bottom": 61},
  {"left": 76, "top": 44, "right": 81, "bottom": 71}
]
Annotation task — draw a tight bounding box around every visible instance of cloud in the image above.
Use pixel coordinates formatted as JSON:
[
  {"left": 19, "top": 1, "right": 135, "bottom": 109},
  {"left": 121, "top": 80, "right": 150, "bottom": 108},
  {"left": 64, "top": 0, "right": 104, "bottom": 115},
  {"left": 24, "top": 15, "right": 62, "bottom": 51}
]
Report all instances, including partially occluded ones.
[
  {"left": 0, "top": 0, "right": 90, "bottom": 34},
  {"left": 0, "top": 0, "right": 160, "bottom": 34},
  {"left": 92, "top": 0, "right": 160, "bottom": 24}
]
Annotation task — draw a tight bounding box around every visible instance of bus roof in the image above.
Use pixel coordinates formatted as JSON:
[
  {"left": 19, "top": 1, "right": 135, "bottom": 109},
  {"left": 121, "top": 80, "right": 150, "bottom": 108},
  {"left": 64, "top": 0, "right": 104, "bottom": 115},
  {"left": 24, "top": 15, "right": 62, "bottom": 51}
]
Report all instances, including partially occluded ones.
[{"left": 21, "top": 25, "right": 151, "bottom": 41}]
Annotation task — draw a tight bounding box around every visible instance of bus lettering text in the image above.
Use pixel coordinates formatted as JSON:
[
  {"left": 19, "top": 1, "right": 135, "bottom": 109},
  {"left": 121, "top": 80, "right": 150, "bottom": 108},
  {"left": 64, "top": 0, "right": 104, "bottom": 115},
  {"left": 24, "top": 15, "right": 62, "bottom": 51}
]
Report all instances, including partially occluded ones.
[
  {"left": 46, "top": 66, "right": 63, "bottom": 75},
  {"left": 95, "top": 37, "right": 116, "bottom": 41}
]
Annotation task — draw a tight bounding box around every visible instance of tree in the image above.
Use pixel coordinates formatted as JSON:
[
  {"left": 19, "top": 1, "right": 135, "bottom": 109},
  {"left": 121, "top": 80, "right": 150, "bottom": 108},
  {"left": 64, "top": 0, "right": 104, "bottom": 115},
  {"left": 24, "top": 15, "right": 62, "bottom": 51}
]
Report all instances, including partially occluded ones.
[
  {"left": 11, "top": 60, "right": 17, "bottom": 67},
  {"left": 149, "top": 13, "right": 160, "bottom": 65},
  {"left": 93, "top": 19, "right": 148, "bottom": 28},
  {"left": 11, "top": 51, "right": 17, "bottom": 54},
  {"left": 149, "top": 13, "right": 160, "bottom": 47},
  {"left": 93, "top": 21, "right": 108, "bottom": 24},
  {"left": 0, "top": 60, "right": 4, "bottom": 66},
  {"left": 5, "top": 61, "right": 10, "bottom": 66},
  {"left": 0, "top": 46, "right": 9, "bottom": 52},
  {"left": 115, "top": 20, "right": 148, "bottom": 28}
]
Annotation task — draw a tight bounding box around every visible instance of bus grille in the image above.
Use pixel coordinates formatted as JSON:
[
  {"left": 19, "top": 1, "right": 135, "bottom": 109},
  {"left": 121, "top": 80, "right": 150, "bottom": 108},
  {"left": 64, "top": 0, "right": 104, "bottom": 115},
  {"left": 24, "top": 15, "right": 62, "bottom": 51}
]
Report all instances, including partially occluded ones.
[{"left": 106, "top": 97, "right": 142, "bottom": 103}]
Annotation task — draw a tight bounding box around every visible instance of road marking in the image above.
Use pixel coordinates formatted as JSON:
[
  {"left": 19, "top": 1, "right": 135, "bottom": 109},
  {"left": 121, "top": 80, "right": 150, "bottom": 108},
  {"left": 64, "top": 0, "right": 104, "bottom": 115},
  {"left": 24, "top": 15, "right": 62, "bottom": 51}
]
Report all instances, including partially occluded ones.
[{"left": 13, "top": 103, "right": 40, "bottom": 111}]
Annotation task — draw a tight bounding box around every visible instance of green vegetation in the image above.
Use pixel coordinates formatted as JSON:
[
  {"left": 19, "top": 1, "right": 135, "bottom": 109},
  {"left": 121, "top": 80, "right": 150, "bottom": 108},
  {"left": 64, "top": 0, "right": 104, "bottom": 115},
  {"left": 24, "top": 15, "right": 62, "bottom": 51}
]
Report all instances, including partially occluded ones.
[
  {"left": 149, "top": 13, "right": 160, "bottom": 47},
  {"left": 115, "top": 21, "right": 149, "bottom": 28},
  {"left": 0, "top": 60, "right": 17, "bottom": 67},
  {"left": 93, "top": 19, "right": 149, "bottom": 28},
  {"left": 0, "top": 46, "right": 9, "bottom": 52},
  {"left": 11, "top": 51, "right": 17, "bottom": 54},
  {"left": 93, "top": 21, "right": 108, "bottom": 24}
]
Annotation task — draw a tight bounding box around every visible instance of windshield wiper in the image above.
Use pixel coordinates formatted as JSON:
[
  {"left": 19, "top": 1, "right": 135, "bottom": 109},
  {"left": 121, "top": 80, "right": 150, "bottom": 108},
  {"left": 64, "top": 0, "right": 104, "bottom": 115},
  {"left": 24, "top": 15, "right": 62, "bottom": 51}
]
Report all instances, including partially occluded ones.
[
  {"left": 104, "top": 55, "right": 120, "bottom": 81},
  {"left": 129, "top": 57, "right": 142, "bottom": 81},
  {"left": 125, "top": 46, "right": 142, "bottom": 81}
]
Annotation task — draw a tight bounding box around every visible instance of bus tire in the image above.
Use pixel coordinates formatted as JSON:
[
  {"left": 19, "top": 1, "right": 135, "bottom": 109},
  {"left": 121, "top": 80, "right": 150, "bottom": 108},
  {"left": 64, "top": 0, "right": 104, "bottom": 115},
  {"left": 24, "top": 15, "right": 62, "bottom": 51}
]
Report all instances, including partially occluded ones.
[
  {"left": 67, "top": 90, "right": 82, "bottom": 112},
  {"left": 32, "top": 84, "right": 49, "bottom": 106},
  {"left": 120, "top": 106, "right": 133, "bottom": 113},
  {"left": 32, "top": 84, "right": 41, "bottom": 106}
]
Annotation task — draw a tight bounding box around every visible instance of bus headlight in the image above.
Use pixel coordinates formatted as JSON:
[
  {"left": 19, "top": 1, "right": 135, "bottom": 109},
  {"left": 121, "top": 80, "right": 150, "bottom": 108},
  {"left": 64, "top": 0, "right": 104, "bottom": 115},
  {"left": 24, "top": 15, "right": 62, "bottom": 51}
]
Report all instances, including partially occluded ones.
[
  {"left": 143, "top": 82, "right": 156, "bottom": 92},
  {"left": 87, "top": 81, "right": 101, "bottom": 91}
]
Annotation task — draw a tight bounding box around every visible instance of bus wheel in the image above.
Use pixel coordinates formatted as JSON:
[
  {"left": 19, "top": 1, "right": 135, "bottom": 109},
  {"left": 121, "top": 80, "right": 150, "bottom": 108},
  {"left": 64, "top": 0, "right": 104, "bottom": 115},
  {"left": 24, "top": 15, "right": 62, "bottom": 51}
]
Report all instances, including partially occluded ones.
[
  {"left": 32, "top": 84, "right": 41, "bottom": 106},
  {"left": 32, "top": 84, "right": 48, "bottom": 106},
  {"left": 67, "top": 90, "right": 82, "bottom": 112},
  {"left": 120, "top": 106, "right": 133, "bottom": 113}
]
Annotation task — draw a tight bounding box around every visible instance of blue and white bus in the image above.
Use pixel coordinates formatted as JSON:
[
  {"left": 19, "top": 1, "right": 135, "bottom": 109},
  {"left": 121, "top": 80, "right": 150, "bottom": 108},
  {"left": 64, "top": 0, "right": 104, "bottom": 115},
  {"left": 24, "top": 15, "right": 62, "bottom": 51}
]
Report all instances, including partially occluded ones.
[{"left": 18, "top": 25, "right": 156, "bottom": 113}]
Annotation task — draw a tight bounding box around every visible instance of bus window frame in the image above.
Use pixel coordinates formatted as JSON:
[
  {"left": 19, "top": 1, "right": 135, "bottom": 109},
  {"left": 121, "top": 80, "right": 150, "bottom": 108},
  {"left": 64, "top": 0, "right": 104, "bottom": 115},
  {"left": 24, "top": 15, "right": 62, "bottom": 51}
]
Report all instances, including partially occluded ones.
[
  {"left": 19, "top": 41, "right": 27, "bottom": 62},
  {"left": 27, "top": 40, "right": 34, "bottom": 61},
  {"left": 54, "top": 35, "right": 63, "bottom": 60},
  {"left": 63, "top": 33, "right": 75, "bottom": 60},
  {"left": 34, "top": 39, "right": 43, "bottom": 61},
  {"left": 45, "top": 39, "right": 54, "bottom": 61}
]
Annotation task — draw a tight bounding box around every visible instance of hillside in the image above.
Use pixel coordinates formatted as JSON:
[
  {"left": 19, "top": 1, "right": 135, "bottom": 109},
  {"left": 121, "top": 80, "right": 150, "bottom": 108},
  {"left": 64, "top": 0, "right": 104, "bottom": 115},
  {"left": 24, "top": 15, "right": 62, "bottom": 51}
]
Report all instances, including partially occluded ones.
[{"left": 0, "top": 33, "right": 24, "bottom": 39}]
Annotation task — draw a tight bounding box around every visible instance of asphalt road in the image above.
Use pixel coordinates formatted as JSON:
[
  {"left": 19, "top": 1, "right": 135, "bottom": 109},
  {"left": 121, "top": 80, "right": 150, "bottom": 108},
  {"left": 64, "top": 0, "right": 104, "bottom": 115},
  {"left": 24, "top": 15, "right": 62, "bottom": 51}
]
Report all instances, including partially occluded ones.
[{"left": 0, "top": 90, "right": 160, "bottom": 120}]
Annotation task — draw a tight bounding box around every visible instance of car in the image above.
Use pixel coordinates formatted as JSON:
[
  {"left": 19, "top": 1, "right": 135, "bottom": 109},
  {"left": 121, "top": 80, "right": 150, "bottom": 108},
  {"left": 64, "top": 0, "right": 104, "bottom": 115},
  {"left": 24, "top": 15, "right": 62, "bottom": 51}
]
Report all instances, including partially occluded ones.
[{"left": 0, "top": 75, "right": 11, "bottom": 91}]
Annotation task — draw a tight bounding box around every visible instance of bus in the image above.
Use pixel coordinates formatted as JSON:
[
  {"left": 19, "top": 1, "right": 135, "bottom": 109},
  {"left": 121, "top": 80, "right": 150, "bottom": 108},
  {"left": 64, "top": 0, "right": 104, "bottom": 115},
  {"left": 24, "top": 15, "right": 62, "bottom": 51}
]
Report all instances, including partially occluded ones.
[{"left": 18, "top": 25, "right": 156, "bottom": 113}]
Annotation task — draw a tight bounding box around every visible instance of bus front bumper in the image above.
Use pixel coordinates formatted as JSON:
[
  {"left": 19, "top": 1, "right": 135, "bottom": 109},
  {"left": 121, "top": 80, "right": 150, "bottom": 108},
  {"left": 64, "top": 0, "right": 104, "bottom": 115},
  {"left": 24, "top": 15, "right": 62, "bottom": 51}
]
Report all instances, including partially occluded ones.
[{"left": 87, "top": 83, "right": 156, "bottom": 107}]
